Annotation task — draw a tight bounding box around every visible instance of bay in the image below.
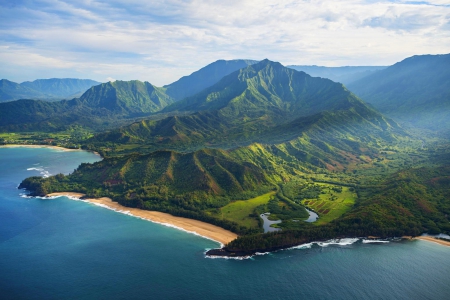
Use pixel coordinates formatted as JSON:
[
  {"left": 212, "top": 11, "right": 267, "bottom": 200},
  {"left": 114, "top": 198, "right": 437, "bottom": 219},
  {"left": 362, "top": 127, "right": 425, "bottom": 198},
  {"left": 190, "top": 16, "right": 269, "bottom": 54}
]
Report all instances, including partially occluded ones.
[{"left": 1, "top": 147, "right": 449, "bottom": 299}]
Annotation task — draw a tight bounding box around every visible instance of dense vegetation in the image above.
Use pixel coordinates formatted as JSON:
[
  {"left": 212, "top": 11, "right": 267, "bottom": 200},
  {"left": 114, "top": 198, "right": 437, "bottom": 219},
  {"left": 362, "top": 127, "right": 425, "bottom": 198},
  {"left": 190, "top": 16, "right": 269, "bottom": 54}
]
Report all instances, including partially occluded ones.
[{"left": 225, "top": 165, "right": 450, "bottom": 254}]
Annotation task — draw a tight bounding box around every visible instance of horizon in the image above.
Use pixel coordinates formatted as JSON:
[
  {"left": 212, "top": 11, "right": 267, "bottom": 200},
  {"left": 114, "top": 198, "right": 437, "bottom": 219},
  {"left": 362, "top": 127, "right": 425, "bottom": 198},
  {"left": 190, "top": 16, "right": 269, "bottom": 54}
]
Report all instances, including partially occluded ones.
[
  {"left": 1, "top": 1, "right": 449, "bottom": 85},
  {"left": 1, "top": 58, "right": 394, "bottom": 85}
]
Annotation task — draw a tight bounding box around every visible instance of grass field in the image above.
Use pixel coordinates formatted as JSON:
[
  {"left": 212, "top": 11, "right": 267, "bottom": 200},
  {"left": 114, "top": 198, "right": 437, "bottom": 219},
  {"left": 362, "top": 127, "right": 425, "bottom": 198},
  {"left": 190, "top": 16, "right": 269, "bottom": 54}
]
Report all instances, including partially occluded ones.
[
  {"left": 302, "top": 184, "right": 356, "bottom": 225},
  {"left": 212, "top": 191, "right": 276, "bottom": 229}
]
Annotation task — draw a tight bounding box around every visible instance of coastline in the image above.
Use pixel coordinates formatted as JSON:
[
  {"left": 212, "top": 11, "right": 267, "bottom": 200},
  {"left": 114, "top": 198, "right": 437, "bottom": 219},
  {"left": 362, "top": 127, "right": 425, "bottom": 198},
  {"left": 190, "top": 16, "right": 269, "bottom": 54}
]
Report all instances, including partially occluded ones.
[
  {"left": 415, "top": 236, "right": 450, "bottom": 247},
  {"left": 1, "top": 144, "right": 100, "bottom": 156},
  {"left": 46, "top": 192, "right": 238, "bottom": 245}
]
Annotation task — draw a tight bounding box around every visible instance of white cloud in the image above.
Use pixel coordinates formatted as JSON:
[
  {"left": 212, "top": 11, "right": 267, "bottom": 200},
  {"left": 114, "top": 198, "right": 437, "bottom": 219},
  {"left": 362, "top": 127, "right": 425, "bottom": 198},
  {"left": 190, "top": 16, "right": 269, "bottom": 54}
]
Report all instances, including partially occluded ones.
[{"left": 0, "top": 0, "right": 449, "bottom": 85}]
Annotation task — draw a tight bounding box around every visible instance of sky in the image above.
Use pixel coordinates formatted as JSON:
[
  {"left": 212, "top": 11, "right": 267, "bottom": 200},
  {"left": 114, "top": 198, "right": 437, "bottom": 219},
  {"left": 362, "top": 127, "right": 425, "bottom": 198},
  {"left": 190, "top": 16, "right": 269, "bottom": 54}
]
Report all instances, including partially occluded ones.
[{"left": 0, "top": 0, "right": 449, "bottom": 86}]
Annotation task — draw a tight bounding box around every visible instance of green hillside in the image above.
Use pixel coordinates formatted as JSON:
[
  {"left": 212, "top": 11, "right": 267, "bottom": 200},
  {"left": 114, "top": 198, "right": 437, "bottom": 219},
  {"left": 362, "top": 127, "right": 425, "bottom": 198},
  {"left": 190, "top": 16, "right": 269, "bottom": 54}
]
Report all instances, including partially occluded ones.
[{"left": 19, "top": 148, "right": 276, "bottom": 234}]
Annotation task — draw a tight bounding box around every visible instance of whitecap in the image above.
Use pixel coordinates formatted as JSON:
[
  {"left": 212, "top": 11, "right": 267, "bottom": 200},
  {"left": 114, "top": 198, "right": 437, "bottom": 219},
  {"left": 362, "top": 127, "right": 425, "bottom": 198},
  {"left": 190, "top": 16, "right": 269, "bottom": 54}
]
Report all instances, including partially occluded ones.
[
  {"left": 27, "top": 167, "right": 43, "bottom": 171},
  {"left": 362, "top": 239, "right": 389, "bottom": 244},
  {"left": 204, "top": 253, "right": 253, "bottom": 260},
  {"left": 254, "top": 252, "right": 271, "bottom": 256},
  {"left": 317, "top": 238, "right": 359, "bottom": 247},
  {"left": 289, "top": 243, "right": 313, "bottom": 250}
]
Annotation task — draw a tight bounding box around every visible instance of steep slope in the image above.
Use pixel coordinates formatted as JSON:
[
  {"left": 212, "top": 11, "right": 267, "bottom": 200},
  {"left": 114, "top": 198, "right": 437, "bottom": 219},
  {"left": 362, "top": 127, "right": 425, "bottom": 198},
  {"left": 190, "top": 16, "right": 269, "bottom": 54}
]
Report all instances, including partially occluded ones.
[
  {"left": 347, "top": 54, "right": 450, "bottom": 132},
  {"left": 163, "top": 59, "right": 258, "bottom": 101},
  {"left": 287, "top": 65, "right": 386, "bottom": 85},
  {"left": 0, "top": 78, "right": 100, "bottom": 102},
  {"left": 0, "top": 80, "right": 174, "bottom": 132}
]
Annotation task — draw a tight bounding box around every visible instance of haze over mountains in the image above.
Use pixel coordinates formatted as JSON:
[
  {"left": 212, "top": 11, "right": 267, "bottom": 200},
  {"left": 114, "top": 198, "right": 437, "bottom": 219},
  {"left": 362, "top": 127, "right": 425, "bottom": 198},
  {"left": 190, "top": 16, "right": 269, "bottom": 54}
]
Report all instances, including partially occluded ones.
[
  {"left": 287, "top": 65, "right": 386, "bottom": 85},
  {"left": 0, "top": 78, "right": 101, "bottom": 102},
  {"left": 348, "top": 54, "right": 450, "bottom": 133}
]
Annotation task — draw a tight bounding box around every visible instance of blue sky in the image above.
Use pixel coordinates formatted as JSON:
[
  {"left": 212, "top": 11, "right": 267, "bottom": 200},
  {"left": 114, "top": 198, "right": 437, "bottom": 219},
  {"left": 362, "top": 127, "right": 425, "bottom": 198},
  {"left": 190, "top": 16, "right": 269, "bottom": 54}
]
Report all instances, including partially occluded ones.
[{"left": 0, "top": 0, "right": 449, "bottom": 85}]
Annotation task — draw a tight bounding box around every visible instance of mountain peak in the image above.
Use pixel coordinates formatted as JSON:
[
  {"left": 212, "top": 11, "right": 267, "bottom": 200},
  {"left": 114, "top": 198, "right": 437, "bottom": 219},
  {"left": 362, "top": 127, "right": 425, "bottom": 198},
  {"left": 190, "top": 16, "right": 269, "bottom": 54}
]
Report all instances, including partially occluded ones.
[{"left": 163, "top": 59, "right": 258, "bottom": 101}]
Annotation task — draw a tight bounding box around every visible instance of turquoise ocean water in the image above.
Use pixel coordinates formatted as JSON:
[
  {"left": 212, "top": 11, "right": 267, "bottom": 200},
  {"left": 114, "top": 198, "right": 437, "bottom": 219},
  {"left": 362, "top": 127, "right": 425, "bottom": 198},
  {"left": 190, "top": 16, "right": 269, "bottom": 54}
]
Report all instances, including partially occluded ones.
[{"left": 0, "top": 147, "right": 449, "bottom": 299}]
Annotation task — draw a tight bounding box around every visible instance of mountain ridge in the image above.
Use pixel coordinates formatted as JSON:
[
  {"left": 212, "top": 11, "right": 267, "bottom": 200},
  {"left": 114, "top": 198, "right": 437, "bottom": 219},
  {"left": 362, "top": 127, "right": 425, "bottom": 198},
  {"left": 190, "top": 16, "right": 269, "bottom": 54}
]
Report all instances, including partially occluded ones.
[{"left": 163, "top": 59, "right": 258, "bottom": 101}]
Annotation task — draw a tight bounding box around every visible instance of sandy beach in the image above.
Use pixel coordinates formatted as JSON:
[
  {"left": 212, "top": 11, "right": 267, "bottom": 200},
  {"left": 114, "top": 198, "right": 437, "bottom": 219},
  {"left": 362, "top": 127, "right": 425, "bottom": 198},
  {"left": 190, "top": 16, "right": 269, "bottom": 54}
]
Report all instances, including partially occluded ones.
[
  {"left": 1, "top": 144, "right": 100, "bottom": 157},
  {"left": 1, "top": 144, "right": 82, "bottom": 152},
  {"left": 47, "top": 192, "right": 238, "bottom": 245},
  {"left": 415, "top": 236, "right": 450, "bottom": 247}
]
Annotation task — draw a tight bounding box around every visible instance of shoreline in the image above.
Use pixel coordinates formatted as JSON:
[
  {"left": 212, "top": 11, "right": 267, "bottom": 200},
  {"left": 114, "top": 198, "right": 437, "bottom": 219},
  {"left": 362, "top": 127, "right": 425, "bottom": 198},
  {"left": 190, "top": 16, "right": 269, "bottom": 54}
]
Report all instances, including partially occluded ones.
[
  {"left": 414, "top": 236, "right": 450, "bottom": 247},
  {"left": 1, "top": 144, "right": 100, "bottom": 156},
  {"left": 46, "top": 192, "right": 238, "bottom": 245}
]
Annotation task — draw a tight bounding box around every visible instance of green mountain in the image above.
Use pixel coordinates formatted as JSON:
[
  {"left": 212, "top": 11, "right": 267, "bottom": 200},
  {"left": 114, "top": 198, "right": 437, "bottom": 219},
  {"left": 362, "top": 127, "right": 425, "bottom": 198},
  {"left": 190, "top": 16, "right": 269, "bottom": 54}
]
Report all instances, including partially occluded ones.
[
  {"left": 287, "top": 65, "right": 386, "bottom": 85},
  {"left": 78, "top": 80, "right": 174, "bottom": 114},
  {"left": 0, "top": 80, "right": 174, "bottom": 132},
  {"left": 163, "top": 59, "right": 258, "bottom": 101},
  {"left": 347, "top": 54, "right": 450, "bottom": 132},
  {"left": 165, "top": 59, "right": 377, "bottom": 119},
  {"left": 0, "top": 78, "right": 100, "bottom": 102}
]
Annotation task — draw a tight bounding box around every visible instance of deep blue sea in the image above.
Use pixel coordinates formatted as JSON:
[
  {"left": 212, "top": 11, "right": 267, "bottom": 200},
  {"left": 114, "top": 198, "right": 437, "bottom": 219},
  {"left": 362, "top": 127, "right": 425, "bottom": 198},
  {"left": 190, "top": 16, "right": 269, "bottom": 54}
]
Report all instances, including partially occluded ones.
[{"left": 1, "top": 147, "right": 449, "bottom": 300}]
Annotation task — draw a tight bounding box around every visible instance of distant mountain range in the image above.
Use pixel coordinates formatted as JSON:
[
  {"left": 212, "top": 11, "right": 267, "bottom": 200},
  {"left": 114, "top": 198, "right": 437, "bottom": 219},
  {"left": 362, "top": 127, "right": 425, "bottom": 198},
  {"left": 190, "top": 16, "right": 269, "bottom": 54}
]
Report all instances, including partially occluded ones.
[
  {"left": 2, "top": 54, "right": 448, "bottom": 136},
  {"left": 0, "top": 78, "right": 101, "bottom": 102},
  {"left": 287, "top": 65, "right": 386, "bottom": 85},
  {"left": 348, "top": 54, "right": 450, "bottom": 133}
]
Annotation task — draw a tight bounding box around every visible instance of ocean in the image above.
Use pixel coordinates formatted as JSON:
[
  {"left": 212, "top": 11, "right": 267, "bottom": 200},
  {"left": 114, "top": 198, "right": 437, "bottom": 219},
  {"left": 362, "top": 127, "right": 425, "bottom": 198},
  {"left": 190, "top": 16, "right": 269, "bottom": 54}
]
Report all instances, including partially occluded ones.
[{"left": 1, "top": 147, "right": 449, "bottom": 299}]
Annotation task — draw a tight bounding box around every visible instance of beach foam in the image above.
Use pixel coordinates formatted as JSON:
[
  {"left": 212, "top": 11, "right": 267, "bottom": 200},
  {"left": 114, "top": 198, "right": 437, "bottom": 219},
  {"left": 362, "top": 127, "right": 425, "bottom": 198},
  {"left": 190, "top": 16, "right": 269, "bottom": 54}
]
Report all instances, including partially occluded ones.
[
  {"left": 317, "top": 238, "right": 359, "bottom": 247},
  {"left": 362, "top": 239, "right": 390, "bottom": 244},
  {"left": 289, "top": 243, "right": 313, "bottom": 250},
  {"left": 27, "top": 166, "right": 51, "bottom": 178}
]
